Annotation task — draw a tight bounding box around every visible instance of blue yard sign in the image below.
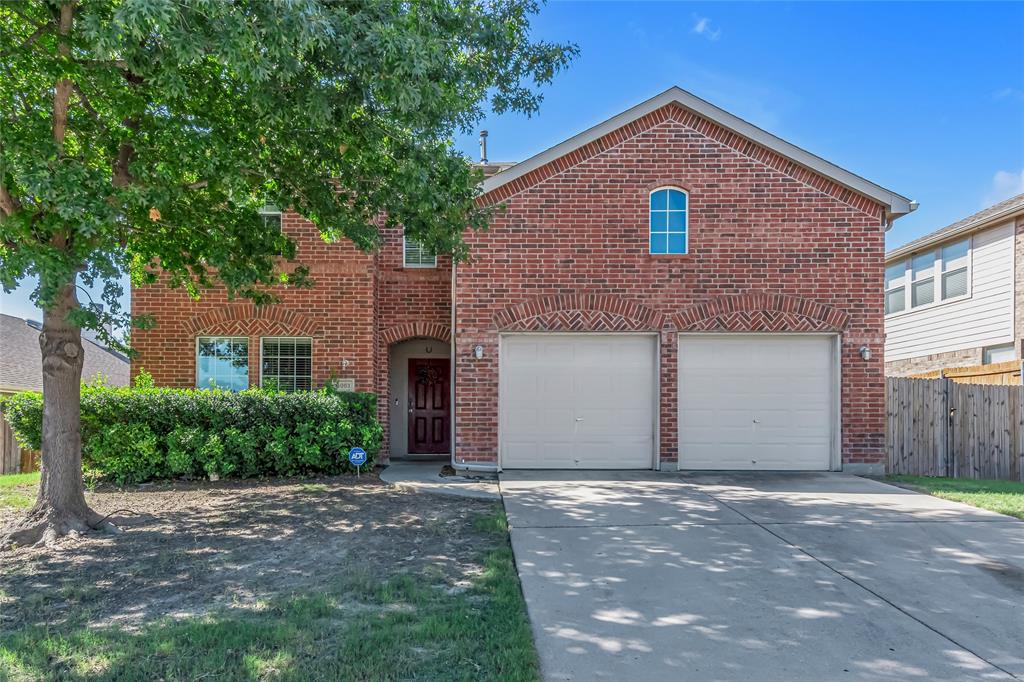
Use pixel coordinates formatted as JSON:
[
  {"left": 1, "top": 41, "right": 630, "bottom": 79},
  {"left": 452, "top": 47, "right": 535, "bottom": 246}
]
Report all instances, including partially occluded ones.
[{"left": 348, "top": 447, "right": 367, "bottom": 476}]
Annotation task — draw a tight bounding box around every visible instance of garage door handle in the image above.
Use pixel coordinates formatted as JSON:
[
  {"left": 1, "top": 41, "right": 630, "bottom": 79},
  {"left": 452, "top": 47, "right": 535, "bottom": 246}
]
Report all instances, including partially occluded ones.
[
  {"left": 575, "top": 417, "right": 584, "bottom": 422},
  {"left": 752, "top": 419, "right": 760, "bottom": 424}
]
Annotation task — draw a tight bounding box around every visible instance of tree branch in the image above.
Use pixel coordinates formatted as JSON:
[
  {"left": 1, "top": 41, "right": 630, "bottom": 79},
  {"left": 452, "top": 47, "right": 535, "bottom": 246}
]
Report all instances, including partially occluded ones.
[
  {"left": 51, "top": 2, "right": 75, "bottom": 156},
  {"left": 112, "top": 119, "right": 139, "bottom": 188},
  {"left": 71, "top": 83, "right": 106, "bottom": 131},
  {"left": 73, "top": 58, "right": 129, "bottom": 70},
  {"left": 0, "top": 185, "right": 20, "bottom": 217}
]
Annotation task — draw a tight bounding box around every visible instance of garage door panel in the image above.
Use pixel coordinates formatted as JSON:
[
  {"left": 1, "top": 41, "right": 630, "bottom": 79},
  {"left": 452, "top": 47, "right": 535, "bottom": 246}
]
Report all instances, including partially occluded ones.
[
  {"left": 679, "top": 335, "right": 834, "bottom": 471},
  {"left": 502, "top": 334, "right": 655, "bottom": 469}
]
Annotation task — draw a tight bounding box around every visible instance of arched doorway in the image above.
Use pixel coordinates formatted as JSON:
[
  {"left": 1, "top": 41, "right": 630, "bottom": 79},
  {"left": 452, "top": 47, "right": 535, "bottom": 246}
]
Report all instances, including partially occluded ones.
[{"left": 388, "top": 338, "right": 451, "bottom": 458}]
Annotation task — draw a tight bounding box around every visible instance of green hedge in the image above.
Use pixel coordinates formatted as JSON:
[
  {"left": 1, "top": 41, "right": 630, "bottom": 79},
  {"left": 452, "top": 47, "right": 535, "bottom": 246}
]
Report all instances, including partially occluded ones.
[{"left": 0, "top": 386, "right": 382, "bottom": 484}]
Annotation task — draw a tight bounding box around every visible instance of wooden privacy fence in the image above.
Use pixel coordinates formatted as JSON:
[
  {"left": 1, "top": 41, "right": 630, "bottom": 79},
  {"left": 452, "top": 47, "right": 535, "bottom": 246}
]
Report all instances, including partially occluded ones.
[
  {"left": 909, "top": 359, "right": 1021, "bottom": 386},
  {"left": 887, "top": 376, "right": 1024, "bottom": 480},
  {"left": 1, "top": 414, "right": 40, "bottom": 475}
]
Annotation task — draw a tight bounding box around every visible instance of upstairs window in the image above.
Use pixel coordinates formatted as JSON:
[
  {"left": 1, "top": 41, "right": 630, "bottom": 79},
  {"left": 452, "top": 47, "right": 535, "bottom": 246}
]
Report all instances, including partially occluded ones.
[
  {"left": 404, "top": 233, "right": 436, "bottom": 268},
  {"left": 260, "top": 205, "right": 282, "bottom": 232},
  {"left": 941, "top": 240, "right": 969, "bottom": 299},
  {"left": 885, "top": 237, "right": 971, "bottom": 316},
  {"left": 197, "top": 337, "right": 249, "bottom": 391},
  {"left": 649, "top": 188, "right": 688, "bottom": 254},
  {"left": 884, "top": 262, "right": 906, "bottom": 314}
]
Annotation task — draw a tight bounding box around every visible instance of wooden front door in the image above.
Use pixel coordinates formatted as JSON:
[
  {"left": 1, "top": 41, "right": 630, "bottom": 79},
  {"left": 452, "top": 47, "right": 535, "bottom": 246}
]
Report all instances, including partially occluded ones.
[{"left": 408, "top": 358, "right": 451, "bottom": 454}]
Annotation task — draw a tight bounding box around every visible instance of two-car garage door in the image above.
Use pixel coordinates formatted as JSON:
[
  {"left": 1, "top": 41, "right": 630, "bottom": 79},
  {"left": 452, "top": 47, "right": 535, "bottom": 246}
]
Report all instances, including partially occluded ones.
[{"left": 499, "top": 333, "right": 835, "bottom": 470}]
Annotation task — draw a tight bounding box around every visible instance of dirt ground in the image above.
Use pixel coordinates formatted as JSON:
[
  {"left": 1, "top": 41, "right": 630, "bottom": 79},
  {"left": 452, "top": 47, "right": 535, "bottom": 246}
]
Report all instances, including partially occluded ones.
[{"left": 0, "top": 473, "right": 499, "bottom": 631}]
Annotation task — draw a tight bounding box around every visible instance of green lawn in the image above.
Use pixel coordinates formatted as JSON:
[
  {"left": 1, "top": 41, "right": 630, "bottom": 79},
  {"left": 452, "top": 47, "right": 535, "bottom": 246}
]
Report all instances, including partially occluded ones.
[
  {"left": 0, "top": 472, "right": 39, "bottom": 509},
  {"left": 887, "top": 476, "right": 1024, "bottom": 520}
]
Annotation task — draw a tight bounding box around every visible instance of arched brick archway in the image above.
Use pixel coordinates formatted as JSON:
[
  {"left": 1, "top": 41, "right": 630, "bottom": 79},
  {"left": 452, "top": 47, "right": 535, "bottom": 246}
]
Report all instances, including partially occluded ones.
[
  {"left": 380, "top": 322, "right": 451, "bottom": 346},
  {"left": 672, "top": 293, "right": 850, "bottom": 333},
  {"left": 494, "top": 294, "right": 663, "bottom": 332},
  {"left": 377, "top": 323, "right": 452, "bottom": 463},
  {"left": 184, "top": 303, "right": 320, "bottom": 336}
]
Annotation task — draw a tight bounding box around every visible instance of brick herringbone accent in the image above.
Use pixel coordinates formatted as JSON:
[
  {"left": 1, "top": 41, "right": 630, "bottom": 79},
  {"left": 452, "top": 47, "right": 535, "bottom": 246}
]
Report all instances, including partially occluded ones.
[
  {"left": 184, "top": 303, "right": 320, "bottom": 336},
  {"left": 673, "top": 293, "right": 850, "bottom": 332},
  {"left": 380, "top": 322, "right": 451, "bottom": 345},
  {"left": 495, "top": 294, "right": 663, "bottom": 331}
]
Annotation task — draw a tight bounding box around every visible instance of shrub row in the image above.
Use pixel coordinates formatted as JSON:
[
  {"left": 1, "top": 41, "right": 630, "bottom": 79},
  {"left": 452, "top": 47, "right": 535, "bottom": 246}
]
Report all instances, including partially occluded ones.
[{"left": 0, "top": 385, "right": 382, "bottom": 484}]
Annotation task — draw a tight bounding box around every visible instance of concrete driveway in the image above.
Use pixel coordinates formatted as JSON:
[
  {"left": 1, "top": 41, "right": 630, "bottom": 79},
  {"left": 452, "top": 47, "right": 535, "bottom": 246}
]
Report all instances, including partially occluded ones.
[{"left": 499, "top": 471, "right": 1024, "bottom": 681}]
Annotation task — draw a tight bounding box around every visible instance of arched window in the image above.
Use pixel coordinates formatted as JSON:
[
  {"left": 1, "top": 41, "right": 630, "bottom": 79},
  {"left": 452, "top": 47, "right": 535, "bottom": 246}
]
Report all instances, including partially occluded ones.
[{"left": 649, "top": 187, "right": 688, "bottom": 254}]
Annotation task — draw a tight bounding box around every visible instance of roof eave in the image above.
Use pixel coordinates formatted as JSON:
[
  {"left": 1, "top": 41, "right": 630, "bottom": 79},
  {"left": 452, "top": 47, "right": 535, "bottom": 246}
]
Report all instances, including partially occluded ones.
[
  {"left": 480, "top": 86, "right": 913, "bottom": 217},
  {"left": 886, "top": 203, "right": 1024, "bottom": 262}
]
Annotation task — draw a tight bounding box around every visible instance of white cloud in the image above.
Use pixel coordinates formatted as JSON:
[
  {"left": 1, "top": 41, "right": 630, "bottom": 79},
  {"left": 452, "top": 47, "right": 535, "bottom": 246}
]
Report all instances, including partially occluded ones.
[
  {"left": 983, "top": 169, "right": 1024, "bottom": 206},
  {"left": 993, "top": 87, "right": 1024, "bottom": 102},
  {"left": 691, "top": 16, "right": 721, "bottom": 41}
]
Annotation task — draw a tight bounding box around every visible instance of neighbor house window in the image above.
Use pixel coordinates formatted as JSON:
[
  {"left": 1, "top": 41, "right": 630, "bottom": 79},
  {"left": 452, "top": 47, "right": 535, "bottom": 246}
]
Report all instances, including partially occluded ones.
[
  {"left": 261, "top": 337, "right": 312, "bottom": 392},
  {"left": 910, "top": 252, "right": 935, "bottom": 308},
  {"left": 982, "top": 343, "right": 1016, "bottom": 365},
  {"left": 197, "top": 337, "right": 249, "bottom": 391},
  {"left": 403, "top": 233, "right": 436, "bottom": 268},
  {"left": 649, "top": 187, "right": 688, "bottom": 254},
  {"left": 885, "top": 238, "right": 970, "bottom": 316},
  {"left": 940, "top": 239, "right": 969, "bottom": 299},
  {"left": 884, "top": 262, "right": 906, "bottom": 314}
]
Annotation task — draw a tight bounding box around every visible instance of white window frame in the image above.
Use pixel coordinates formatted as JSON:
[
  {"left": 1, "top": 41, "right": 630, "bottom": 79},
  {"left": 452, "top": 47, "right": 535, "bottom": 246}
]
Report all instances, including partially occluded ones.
[
  {"left": 195, "top": 336, "right": 250, "bottom": 391},
  {"left": 259, "top": 336, "right": 313, "bottom": 392},
  {"left": 649, "top": 186, "right": 688, "bottom": 255},
  {"left": 884, "top": 261, "right": 907, "bottom": 315},
  {"left": 260, "top": 204, "right": 283, "bottom": 231},
  {"left": 403, "top": 234, "right": 437, "bottom": 268},
  {"left": 884, "top": 236, "right": 972, "bottom": 318},
  {"left": 982, "top": 343, "right": 1016, "bottom": 365}
]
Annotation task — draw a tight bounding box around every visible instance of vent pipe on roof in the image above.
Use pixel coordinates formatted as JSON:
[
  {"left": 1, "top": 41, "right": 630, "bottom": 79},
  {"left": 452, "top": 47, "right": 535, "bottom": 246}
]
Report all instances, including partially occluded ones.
[{"left": 479, "top": 130, "right": 488, "bottom": 165}]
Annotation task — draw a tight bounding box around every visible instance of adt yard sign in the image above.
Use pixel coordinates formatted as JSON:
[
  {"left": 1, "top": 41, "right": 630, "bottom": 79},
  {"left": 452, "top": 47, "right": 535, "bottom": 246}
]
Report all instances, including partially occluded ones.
[{"left": 348, "top": 447, "right": 367, "bottom": 476}]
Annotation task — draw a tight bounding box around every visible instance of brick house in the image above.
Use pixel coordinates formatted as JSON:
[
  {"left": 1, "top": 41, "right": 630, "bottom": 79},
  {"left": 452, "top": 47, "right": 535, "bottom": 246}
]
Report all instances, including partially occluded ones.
[
  {"left": 884, "top": 193, "right": 1024, "bottom": 376},
  {"left": 131, "top": 87, "right": 914, "bottom": 474}
]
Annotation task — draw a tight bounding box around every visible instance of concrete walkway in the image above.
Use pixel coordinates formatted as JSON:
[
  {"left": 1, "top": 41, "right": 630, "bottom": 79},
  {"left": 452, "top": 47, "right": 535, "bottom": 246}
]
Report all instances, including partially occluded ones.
[
  {"left": 500, "top": 471, "right": 1024, "bottom": 681},
  {"left": 379, "top": 460, "right": 499, "bottom": 500}
]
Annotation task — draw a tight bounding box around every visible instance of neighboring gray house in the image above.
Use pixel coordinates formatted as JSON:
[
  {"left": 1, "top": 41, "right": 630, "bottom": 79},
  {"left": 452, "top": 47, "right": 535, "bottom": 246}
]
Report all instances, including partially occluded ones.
[
  {"left": 1, "top": 313, "right": 129, "bottom": 473},
  {"left": 885, "top": 193, "right": 1024, "bottom": 376}
]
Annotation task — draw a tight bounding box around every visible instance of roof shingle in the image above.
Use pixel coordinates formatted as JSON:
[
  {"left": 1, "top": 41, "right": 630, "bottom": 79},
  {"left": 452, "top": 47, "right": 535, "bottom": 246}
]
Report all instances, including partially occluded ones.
[{"left": 0, "top": 314, "right": 129, "bottom": 393}]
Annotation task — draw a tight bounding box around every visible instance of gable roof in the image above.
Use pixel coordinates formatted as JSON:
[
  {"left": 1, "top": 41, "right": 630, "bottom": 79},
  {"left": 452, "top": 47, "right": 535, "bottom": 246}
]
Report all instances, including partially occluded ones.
[
  {"left": 886, "top": 193, "right": 1024, "bottom": 262},
  {"left": 482, "top": 86, "right": 915, "bottom": 220},
  {"left": 0, "top": 314, "right": 129, "bottom": 393}
]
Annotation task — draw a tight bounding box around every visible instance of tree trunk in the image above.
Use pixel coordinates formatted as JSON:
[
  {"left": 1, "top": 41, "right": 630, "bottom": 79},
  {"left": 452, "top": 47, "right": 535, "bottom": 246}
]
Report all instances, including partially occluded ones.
[{"left": 3, "top": 283, "right": 115, "bottom": 547}]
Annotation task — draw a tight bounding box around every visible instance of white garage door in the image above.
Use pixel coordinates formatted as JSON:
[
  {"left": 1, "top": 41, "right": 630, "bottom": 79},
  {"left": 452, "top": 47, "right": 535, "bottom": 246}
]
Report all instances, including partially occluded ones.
[
  {"left": 501, "top": 334, "right": 656, "bottom": 469},
  {"left": 678, "top": 335, "right": 835, "bottom": 470}
]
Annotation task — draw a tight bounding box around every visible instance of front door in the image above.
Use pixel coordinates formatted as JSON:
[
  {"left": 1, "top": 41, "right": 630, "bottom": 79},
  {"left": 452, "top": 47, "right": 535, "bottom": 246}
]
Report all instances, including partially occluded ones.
[{"left": 408, "top": 358, "right": 451, "bottom": 454}]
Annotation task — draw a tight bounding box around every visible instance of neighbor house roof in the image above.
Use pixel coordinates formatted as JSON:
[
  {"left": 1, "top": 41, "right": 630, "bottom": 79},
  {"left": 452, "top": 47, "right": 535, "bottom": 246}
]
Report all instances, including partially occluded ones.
[
  {"left": 886, "top": 192, "right": 1024, "bottom": 262},
  {"left": 0, "top": 314, "right": 129, "bottom": 393},
  {"left": 481, "top": 86, "right": 916, "bottom": 220}
]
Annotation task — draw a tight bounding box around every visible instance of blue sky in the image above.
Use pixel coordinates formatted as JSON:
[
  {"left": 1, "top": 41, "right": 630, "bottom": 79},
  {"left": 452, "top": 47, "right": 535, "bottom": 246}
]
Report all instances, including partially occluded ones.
[{"left": 3, "top": 1, "right": 1022, "bottom": 322}]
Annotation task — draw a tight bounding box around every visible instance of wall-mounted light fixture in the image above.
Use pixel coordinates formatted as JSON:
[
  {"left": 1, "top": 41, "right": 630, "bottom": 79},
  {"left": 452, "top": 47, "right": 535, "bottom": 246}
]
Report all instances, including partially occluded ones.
[
  {"left": 859, "top": 346, "right": 871, "bottom": 361},
  {"left": 473, "top": 345, "right": 484, "bottom": 359}
]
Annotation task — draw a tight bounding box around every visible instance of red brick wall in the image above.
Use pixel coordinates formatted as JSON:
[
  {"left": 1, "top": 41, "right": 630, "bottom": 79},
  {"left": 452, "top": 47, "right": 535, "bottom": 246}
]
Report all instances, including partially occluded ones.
[
  {"left": 132, "top": 216, "right": 453, "bottom": 462},
  {"left": 131, "top": 212, "right": 377, "bottom": 392},
  {"left": 453, "top": 103, "right": 887, "bottom": 469},
  {"left": 373, "top": 226, "right": 452, "bottom": 458}
]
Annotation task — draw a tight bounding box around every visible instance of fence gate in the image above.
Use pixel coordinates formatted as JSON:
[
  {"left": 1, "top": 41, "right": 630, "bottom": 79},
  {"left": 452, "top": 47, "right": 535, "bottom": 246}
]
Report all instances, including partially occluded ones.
[{"left": 887, "top": 376, "right": 1024, "bottom": 481}]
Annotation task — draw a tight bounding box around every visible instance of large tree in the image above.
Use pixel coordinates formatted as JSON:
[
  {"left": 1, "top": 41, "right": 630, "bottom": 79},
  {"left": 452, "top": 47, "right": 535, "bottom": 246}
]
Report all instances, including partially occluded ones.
[{"left": 0, "top": 0, "right": 575, "bottom": 546}]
